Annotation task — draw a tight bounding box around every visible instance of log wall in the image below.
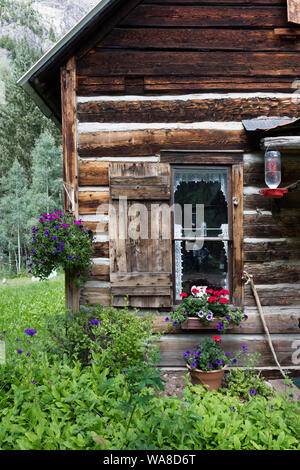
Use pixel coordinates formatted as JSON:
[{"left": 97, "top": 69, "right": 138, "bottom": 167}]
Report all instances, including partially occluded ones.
[{"left": 73, "top": 0, "right": 300, "bottom": 373}]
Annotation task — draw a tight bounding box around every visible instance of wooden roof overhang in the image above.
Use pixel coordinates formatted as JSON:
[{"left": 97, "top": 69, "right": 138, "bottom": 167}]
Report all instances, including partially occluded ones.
[{"left": 17, "top": 0, "right": 140, "bottom": 126}]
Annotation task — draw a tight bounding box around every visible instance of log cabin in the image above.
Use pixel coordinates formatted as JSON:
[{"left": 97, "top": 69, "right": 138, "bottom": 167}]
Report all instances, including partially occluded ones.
[{"left": 18, "top": 0, "right": 300, "bottom": 377}]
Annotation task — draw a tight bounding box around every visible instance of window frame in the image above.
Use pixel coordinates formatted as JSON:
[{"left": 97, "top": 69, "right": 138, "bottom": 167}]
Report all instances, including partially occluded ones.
[{"left": 161, "top": 150, "right": 244, "bottom": 307}]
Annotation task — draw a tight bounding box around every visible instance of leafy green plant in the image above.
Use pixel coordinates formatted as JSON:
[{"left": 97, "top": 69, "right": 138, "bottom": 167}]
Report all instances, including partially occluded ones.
[{"left": 43, "top": 304, "right": 160, "bottom": 374}]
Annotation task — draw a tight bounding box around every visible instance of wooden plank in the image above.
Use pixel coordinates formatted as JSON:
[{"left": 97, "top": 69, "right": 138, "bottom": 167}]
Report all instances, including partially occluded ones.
[
  {"left": 78, "top": 191, "right": 109, "bottom": 214},
  {"left": 244, "top": 189, "right": 300, "bottom": 210},
  {"left": 244, "top": 213, "right": 300, "bottom": 238},
  {"left": 100, "top": 27, "right": 300, "bottom": 51},
  {"left": 79, "top": 161, "right": 109, "bottom": 186},
  {"left": 61, "top": 56, "right": 79, "bottom": 314},
  {"left": 261, "top": 136, "right": 300, "bottom": 150},
  {"left": 93, "top": 242, "right": 109, "bottom": 258},
  {"left": 78, "top": 128, "right": 249, "bottom": 158},
  {"left": 77, "top": 50, "right": 300, "bottom": 77},
  {"left": 161, "top": 151, "right": 243, "bottom": 164},
  {"left": 158, "top": 333, "right": 300, "bottom": 367},
  {"left": 80, "top": 287, "right": 111, "bottom": 306},
  {"left": 153, "top": 307, "right": 300, "bottom": 334},
  {"left": 82, "top": 220, "right": 109, "bottom": 234},
  {"left": 144, "top": 0, "right": 285, "bottom": 4},
  {"left": 244, "top": 240, "right": 300, "bottom": 262},
  {"left": 144, "top": 76, "right": 297, "bottom": 93},
  {"left": 244, "top": 262, "right": 300, "bottom": 284},
  {"left": 91, "top": 263, "right": 110, "bottom": 281},
  {"left": 120, "top": 5, "right": 287, "bottom": 27},
  {"left": 77, "top": 76, "right": 125, "bottom": 95},
  {"left": 78, "top": 96, "right": 300, "bottom": 124},
  {"left": 112, "top": 286, "right": 171, "bottom": 296},
  {"left": 110, "top": 272, "right": 172, "bottom": 287},
  {"left": 244, "top": 283, "right": 300, "bottom": 306},
  {"left": 232, "top": 164, "right": 244, "bottom": 307},
  {"left": 287, "top": 0, "right": 300, "bottom": 24}
]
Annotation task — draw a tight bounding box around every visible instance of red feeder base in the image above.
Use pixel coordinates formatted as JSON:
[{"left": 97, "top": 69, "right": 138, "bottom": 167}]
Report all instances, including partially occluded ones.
[{"left": 259, "top": 188, "right": 288, "bottom": 198}]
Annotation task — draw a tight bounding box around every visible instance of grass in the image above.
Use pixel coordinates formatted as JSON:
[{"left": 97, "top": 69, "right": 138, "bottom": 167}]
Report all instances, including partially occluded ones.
[{"left": 0, "top": 274, "right": 65, "bottom": 353}]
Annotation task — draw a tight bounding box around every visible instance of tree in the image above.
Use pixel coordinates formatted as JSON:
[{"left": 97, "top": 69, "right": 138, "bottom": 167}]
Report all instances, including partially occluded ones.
[{"left": 0, "top": 159, "right": 29, "bottom": 273}]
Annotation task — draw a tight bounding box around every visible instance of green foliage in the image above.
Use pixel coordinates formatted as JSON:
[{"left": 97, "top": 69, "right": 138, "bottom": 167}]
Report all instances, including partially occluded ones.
[
  {"left": 26, "top": 212, "right": 94, "bottom": 284},
  {"left": 43, "top": 304, "right": 160, "bottom": 374}
]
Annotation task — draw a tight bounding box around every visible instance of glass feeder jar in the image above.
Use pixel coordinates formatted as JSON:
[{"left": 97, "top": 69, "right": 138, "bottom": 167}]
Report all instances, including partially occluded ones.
[{"left": 264, "top": 150, "right": 281, "bottom": 189}]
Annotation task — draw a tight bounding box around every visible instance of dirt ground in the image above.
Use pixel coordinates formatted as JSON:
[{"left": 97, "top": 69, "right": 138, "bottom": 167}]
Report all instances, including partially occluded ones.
[{"left": 159, "top": 370, "right": 300, "bottom": 400}]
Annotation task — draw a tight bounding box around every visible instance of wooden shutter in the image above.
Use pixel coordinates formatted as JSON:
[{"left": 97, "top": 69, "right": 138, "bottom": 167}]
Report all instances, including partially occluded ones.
[
  {"left": 287, "top": 0, "right": 300, "bottom": 24},
  {"left": 109, "top": 163, "right": 173, "bottom": 308}
]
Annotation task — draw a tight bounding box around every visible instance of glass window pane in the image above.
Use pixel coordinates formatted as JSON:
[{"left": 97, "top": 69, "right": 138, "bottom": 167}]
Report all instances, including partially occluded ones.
[
  {"left": 175, "top": 240, "right": 229, "bottom": 300},
  {"left": 174, "top": 168, "right": 228, "bottom": 238}
]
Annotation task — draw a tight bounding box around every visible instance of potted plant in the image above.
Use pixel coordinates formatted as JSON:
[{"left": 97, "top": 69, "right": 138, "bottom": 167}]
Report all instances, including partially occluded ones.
[
  {"left": 182, "top": 336, "right": 247, "bottom": 391},
  {"left": 165, "top": 286, "right": 248, "bottom": 333},
  {"left": 26, "top": 211, "right": 94, "bottom": 285}
]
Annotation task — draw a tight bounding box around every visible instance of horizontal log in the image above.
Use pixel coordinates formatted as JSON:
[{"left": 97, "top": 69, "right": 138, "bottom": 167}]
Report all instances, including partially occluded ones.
[
  {"left": 144, "top": 76, "right": 297, "bottom": 93},
  {"left": 77, "top": 76, "right": 125, "bottom": 95},
  {"left": 77, "top": 96, "right": 300, "bottom": 123},
  {"left": 153, "top": 307, "right": 300, "bottom": 334},
  {"left": 80, "top": 287, "right": 111, "bottom": 306},
  {"left": 160, "top": 150, "right": 243, "bottom": 164},
  {"left": 244, "top": 213, "right": 300, "bottom": 238},
  {"left": 261, "top": 136, "right": 300, "bottom": 150},
  {"left": 244, "top": 239, "right": 300, "bottom": 262},
  {"left": 78, "top": 161, "right": 109, "bottom": 186},
  {"left": 78, "top": 191, "right": 109, "bottom": 214},
  {"left": 78, "top": 50, "right": 300, "bottom": 77},
  {"left": 91, "top": 263, "right": 110, "bottom": 281},
  {"left": 244, "top": 189, "right": 300, "bottom": 210},
  {"left": 120, "top": 5, "right": 287, "bottom": 27},
  {"left": 78, "top": 128, "right": 250, "bottom": 157},
  {"left": 100, "top": 27, "right": 300, "bottom": 51},
  {"left": 93, "top": 242, "right": 109, "bottom": 258},
  {"left": 112, "top": 286, "right": 171, "bottom": 296},
  {"left": 143, "top": 0, "right": 286, "bottom": 5},
  {"left": 157, "top": 333, "right": 300, "bottom": 367},
  {"left": 82, "top": 220, "right": 109, "bottom": 234},
  {"left": 244, "top": 261, "right": 300, "bottom": 284},
  {"left": 244, "top": 283, "right": 300, "bottom": 306}
]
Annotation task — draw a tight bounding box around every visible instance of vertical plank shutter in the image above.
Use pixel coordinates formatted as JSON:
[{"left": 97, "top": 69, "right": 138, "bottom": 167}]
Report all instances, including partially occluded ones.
[
  {"left": 109, "top": 163, "right": 173, "bottom": 308},
  {"left": 287, "top": 0, "right": 300, "bottom": 24}
]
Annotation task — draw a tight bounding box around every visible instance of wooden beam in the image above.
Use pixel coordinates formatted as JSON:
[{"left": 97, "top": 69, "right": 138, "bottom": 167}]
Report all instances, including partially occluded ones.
[
  {"left": 61, "top": 56, "right": 79, "bottom": 314},
  {"left": 232, "top": 164, "right": 244, "bottom": 307},
  {"left": 261, "top": 136, "right": 300, "bottom": 149}
]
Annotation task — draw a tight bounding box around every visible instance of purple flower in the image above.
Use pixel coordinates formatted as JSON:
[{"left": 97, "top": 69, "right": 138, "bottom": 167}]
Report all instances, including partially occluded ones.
[
  {"left": 230, "top": 406, "right": 236, "bottom": 412},
  {"left": 173, "top": 321, "right": 178, "bottom": 326},
  {"left": 190, "top": 362, "right": 197, "bottom": 368},
  {"left": 216, "top": 359, "right": 222, "bottom": 366},
  {"left": 89, "top": 318, "right": 99, "bottom": 325},
  {"left": 17, "top": 349, "right": 23, "bottom": 354},
  {"left": 182, "top": 352, "right": 189, "bottom": 358},
  {"left": 41, "top": 259, "right": 45, "bottom": 263},
  {"left": 206, "top": 312, "right": 213, "bottom": 321},
  {"left": 24, "top": 329, "right": 37, "bottom": 337},
  {"left": 208, "top": 363, "right": 213, "bottom": 368},
  {"left": 248, "top": 389, "right": 257, "bottom": 396},
  {"left": 198, "top": 311, "right": 205, "bottom": 318},
  {"left": 68, "top": 255, "right": 73, "bottom": 260},
  {"left": 31, "top": 380, "right": 37, "bottom": 384},
  {"left": 232, "top": 358, "right": 237, "bottom": 364},
  {"left": 59, "top": 242, "right": 65, "bottom": 247},
  {"left": 62, "top": 224, "right": 68, "bottom": 228},
  {"left": 241, "top": 344, "right": 247, "bottom": 350},
  {"left": 26, "top": 353, "right": 31, "bottom": 357},
  {"left": 225, "top": 315, "right": 231, "bottom": 321},
  {"left": 165, "top": 317, "right": 170, "bottom": 322}
]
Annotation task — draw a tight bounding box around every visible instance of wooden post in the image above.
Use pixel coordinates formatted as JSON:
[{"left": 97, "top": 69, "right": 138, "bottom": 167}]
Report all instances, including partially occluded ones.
[
  {"left": 61, "top": 56, "right": 79, "bottom": 314},
  {"left": 232, "top": 164, "right": 244, "bottom": 307}
]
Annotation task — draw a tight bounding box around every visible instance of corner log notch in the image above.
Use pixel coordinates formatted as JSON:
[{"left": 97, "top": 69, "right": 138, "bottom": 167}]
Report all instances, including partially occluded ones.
[{"left": 61, "top": 56, "right": 79, "bottom": 313}]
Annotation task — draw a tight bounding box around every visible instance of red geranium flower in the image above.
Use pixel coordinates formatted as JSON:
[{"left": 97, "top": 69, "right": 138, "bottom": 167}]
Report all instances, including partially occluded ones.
[
  {"left": 208, "top": 296, "right": 218, "bottom": 303},
  {"left": 213, "top": 335, "right": 222, "bottom": 343},
  {"left": 206, "top": 289, "right": 214, "bottom": 294},
  {"left": 191, "top": 288, "right": 199, "bottom": 294},
  {"left": 179, "top": 292, "right": 187, "bottom": 298},
  {"left": 221, "top": 289, "right": 230, "bottom": 295},
  {"left": 219, "top": 297, "right": 228, "bottom": 304}
]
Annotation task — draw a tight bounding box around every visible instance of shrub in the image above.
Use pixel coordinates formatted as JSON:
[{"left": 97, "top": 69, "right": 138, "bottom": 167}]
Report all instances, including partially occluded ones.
[{"left": 43, "top": 304, "right": 160, "bottom": 374}]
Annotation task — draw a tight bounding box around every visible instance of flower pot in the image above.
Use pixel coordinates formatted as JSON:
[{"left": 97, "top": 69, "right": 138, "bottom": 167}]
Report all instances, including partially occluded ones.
[
  {"left": 181, "top": 317, "right": 233, "bottom": 330},
  {"left": 186, "top": 364, "right": 226, "bottom": 391}
]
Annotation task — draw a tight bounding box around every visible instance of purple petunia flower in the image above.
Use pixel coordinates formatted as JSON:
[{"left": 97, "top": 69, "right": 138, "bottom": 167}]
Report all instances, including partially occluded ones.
[
  {"left": 173, "top": 321, "right": 178, "bottom": 326},
  {"left": 24, "top": 329, "right": 37, "bottom": 337},
  {"left": 241, "top": 344, "right": 247, "bottom": 350},
  {"left": 89, "top": 318, "right": 99, "bottom": 325},
  {"left": 230, "top": 406, "right": 236, "bottom": 412},
  {"left": 216, "top": 359, "right": 222, "bottom": 365},
  {"left": 41, "top": 259, "right": 45, "bottom": 263},
  {"left": 165, "top": 317, "right": 170, "bottom": 322},
  {"left": 68, "top": 255, "right": 73, "bottom": 260},
  {"left": 248, "top": 388, "right": 257, "bottom": 396},
  {"left": 190, "top": 362, "right": 197, "bottom": 368},
  {"left": 52, "top": 236, "right": 58, "bottom": 241},
  {"left": 182, "top": 352, "right": 189, "bottom": 358},
  {"left": 208, "top": 363, "right": 213, "bottom": 368},
  {"left": 17, "top": 349, "right": 23, "bottom": 354},
  {"left": 198, "top": 311, "right": 205, "bottom": 318},
  {"left": 26, "top": 353, "right": 31, "bottom": 357},
  {"left": 31, "top": 380, "right": 37, "bottom": 384},
  {"left": 232, "top": 358, "right": 237, "bottom": 364}
]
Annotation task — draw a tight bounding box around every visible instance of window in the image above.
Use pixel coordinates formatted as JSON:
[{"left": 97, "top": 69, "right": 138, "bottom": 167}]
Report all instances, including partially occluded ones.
[{"left": 172, "top": 166, "right": 232, "bottom": 301}]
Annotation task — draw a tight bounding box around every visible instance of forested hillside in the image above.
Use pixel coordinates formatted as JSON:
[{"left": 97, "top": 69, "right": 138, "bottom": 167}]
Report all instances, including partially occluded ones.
[{"left": 0, "top": 0, "right": 97, "bottom": 276}]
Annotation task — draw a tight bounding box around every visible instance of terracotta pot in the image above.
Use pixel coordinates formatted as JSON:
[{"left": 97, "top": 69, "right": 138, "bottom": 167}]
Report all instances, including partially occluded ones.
[
  {"left": 181, "top": 317, "right": 233, "bottom": 330},
  {"left": 186, "top": 364, "right": 226, "bottom": 391}
]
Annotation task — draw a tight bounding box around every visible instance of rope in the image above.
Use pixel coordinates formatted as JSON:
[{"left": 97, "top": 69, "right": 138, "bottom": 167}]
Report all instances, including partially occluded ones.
[{"left": 242, "top": 271, "right": 287, "bottom": 380}]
